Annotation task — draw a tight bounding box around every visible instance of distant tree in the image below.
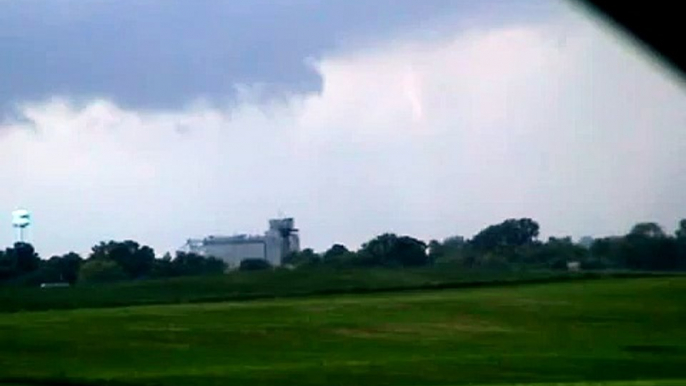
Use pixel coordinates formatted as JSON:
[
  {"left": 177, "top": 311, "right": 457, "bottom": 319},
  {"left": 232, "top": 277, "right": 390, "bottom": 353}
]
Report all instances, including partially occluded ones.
[
  {"left": 315, "top": 245, "right": 356, "bottom": 268},
  {"left": 358, "top": 234, "right": 428, "bottom": 267},
  {"left": 584, "top": 237, "right": 618, "bottom": 269},
  {"left": 622, "top": 231, "right": 680, "bottom": 271},
  {"left": 8, "top": 242, "right": 41, "bottom": 274},
  {"left": 525, "top": 237, "right": 588, "bottom": 268},
  {"left": 320, "top": 244, "right": 357, "bottom": 267},
  {"left": 79, "top": 259, "right": 127, "bottom": 284},
  {"left": 590, "top": 233, "right": 685, "bottom": 271},
  {"left": 200, "top": 256, "right": 227, "bottom": 274},
  {"left": 0, "top": 243, "right": 41, "bottom": 282},
  {"left": 470, "top": 218, "right": 540, "bottom": 252},
  {"left": 45, "top": 252, "right": 83, "bottom": 284},
  {"left": 239, "top": 258, "right": 272, "bottom": 271},
  {"left": 590, "top": 237, "right": 622, "bottom": 261},
  {"left": 675, "top": 219, "right": 686, "bottom": 239},
  {"left": 611, "top": 222, "right": 683, "bottom": 271},
  {"left": 323, "top": 244, "right": 350, "bottom": 260},
  {"left": 429, "top": 235, "right": 466, "bottom": 264},
  {"left": 393, "top": 236, "right": 429, "bottom": 266},
  {"left": 676, "top": 220, "right": 686, "bottom": 271},
  {"left": 283, "top": 248, "right": 320, "bottom": 267},
  {"left": 577, "top": 236, "right": 594, "bottom": 249},
  {"left": 171, "top": 251, "right": 203, "bottom": 275},
  {"left": 0, "top": 255, "right": 9, "bottom": 281},
  {"left": 171, "top": 252, "right": 226, "bottom": 276},
  {"left": 89, "top": 240, "right": 155, "bottom": 279},
  {"left": 550, "top": 259, "right": 568, "bottom": 271},
  {"left": 357, "top": 234, "right": 397, "bottom": 266},
  {"left": 443, "top": 236, "right": 466, "bottom": 249},
  {"left": 151, "top": 253, "right": 174, "bottom": 278},
  {"left": 630, "top": 222, "right": 666, "bottom": 238},
  {"left": 0, "top": 249, "right": 16, "bottom": 281},
  {"left": 427, "top": 240, "right": 444, "bottom": 264},
  {"left": 478, "top": 252, "right": 513, "bottom": 270}
]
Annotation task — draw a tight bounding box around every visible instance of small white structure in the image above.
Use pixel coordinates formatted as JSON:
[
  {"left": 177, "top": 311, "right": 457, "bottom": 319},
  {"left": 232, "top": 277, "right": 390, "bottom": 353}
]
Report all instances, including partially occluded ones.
[
  {"left": 567, "top": 261, "right": 581, "bottom": 272},
  {"left": 40, "top": 283, "right": 70, "bottom": 289}
]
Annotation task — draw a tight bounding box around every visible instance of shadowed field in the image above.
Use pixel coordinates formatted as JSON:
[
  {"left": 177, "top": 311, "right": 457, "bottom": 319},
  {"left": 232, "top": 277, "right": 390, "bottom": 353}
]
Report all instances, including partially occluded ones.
[{"left": 0, "top": 268, "right": 666, "bottom": 313}]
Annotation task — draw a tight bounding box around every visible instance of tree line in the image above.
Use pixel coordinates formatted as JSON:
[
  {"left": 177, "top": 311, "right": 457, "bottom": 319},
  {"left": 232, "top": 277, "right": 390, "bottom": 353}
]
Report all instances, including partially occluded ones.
[
  {"left": 0, "top": 240, "right": 227, "bottom": 286},
  {"left": 283, "top": 218, "right": 686, "bottom": 271},
  {"left": 1, "top": 218, "right": 685, "bottom": 286}
]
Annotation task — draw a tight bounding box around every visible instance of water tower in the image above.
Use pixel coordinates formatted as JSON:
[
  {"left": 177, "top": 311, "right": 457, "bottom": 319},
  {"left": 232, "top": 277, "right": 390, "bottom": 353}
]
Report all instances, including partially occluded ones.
[{"left": 11, "top": 209, "right": 31, "bottom": 243}]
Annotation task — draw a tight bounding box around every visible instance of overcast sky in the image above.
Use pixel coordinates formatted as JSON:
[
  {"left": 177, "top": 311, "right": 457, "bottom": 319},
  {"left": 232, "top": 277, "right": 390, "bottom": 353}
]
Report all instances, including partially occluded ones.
[{"left": 1, "top": 0, "right": 685, "bottom": 257}]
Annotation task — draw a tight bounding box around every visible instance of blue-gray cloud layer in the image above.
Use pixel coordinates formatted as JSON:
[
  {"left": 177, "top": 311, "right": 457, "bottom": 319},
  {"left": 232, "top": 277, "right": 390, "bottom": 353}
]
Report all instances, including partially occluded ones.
[{"left": 0, "top": 0, "right": 550, "bottom": 112}]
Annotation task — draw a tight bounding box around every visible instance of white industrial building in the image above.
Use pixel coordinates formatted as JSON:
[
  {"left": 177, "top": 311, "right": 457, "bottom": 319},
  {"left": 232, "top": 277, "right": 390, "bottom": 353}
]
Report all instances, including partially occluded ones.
[{"left": 180, "top": 218, "right": 300, "bottom": 268}]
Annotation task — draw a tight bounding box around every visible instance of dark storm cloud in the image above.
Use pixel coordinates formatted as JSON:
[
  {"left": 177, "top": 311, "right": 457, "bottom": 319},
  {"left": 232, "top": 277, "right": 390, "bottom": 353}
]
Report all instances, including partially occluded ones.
[{"left": 0, "top": 0, "right": 550, "bottom": 112}]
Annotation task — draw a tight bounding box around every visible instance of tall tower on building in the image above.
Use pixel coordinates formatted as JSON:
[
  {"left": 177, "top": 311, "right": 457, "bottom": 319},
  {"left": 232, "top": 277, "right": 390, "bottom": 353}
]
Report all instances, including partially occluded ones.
[{"left": 266, "top": 218, "right": 300, "bottom": 264}]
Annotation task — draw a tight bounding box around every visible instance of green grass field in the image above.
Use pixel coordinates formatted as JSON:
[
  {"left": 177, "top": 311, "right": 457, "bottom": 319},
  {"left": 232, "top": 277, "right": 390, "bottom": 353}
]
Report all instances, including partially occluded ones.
[{"left": 0, "top": 277, "right": 684, "bottom": 386}]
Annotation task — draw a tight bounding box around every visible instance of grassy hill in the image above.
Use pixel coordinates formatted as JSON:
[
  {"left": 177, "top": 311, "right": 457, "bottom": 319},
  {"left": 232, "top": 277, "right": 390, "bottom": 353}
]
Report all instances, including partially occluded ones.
[{"left": 0, "top": 277, "right": 684, "bottom": 386}]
